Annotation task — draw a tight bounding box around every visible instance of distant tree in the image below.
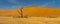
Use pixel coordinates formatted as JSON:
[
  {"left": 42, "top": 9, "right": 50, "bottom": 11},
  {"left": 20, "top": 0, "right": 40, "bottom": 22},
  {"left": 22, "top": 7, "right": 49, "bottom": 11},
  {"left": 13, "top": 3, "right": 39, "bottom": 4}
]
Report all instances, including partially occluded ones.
[
  {"left": 17, "top": 8, "right": 28, "bottom": 18},
  {"left": 17, "top": 8, "right": 24, "bottom": 18}
]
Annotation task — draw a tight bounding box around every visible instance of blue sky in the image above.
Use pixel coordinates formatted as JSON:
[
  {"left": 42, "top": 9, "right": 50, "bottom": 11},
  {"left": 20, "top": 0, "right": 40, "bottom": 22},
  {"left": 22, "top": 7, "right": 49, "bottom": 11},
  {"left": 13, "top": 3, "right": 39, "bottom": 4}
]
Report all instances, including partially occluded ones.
[{"left": 0, "top": 0, "right": 60, "bottom": 10}]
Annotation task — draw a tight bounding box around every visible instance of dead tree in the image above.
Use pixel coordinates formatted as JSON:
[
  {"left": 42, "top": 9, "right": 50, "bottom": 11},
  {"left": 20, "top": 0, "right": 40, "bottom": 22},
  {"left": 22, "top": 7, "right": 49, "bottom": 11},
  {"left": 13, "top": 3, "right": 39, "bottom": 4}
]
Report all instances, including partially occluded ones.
[
  {"left": 20, "top": 8, "right": 23, "bottom": 18},
  {"left": 17, "top": 7, "right": 23, "bottom": 18},
  {"left": 17, "top": 7, "right": 28, "bottom": 18}
]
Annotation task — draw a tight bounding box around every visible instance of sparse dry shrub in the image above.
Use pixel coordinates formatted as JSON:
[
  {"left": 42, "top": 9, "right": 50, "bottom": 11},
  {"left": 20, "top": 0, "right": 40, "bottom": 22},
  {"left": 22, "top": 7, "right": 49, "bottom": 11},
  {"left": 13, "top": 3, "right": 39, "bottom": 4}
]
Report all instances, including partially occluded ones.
[
  {"left": 12, "top": 16, "right": 20, "bottom": 18},
  {"left": 23, "top": 16, "right": 28, "bottom": 18},
  {"left": 47, "top": 16, "right": 57, "bottom": 18}
]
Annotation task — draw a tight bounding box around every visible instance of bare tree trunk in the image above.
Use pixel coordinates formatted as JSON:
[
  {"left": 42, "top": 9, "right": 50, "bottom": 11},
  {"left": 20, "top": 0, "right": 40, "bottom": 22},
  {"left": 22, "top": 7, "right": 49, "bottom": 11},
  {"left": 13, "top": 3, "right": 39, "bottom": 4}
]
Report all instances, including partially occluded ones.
[
  {"left": 17, "top": 8, "right": 23, "bottom": 18},
  {"left": 17, "top": 7, "right": 28, "bottom": 18},
  {"left": 20, "top": 8, "right": 23, "bottom": 18}
]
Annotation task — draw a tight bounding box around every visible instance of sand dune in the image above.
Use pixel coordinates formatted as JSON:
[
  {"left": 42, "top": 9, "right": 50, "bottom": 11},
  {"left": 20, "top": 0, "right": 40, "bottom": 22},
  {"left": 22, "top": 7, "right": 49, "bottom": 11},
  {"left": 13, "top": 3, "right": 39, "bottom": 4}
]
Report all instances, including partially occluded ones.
[{"left": 0, "top": 7, "right": 60, "bottom": 17}]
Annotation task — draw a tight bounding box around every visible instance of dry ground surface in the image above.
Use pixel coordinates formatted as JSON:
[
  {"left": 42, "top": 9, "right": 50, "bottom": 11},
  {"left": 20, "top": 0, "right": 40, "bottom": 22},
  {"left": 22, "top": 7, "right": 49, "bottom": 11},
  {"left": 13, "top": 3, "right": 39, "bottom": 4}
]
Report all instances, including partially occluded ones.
[{"left": 0, "top": 17, "right": 60, "bottom": 24}]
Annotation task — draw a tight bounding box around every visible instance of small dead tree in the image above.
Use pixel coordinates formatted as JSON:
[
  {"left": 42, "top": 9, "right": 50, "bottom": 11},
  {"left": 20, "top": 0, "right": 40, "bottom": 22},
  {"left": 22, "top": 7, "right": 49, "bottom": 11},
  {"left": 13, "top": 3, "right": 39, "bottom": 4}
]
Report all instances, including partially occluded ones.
[
  {"left": 17, "top": 7, "right": 23, "bottom": 18},
  {"left": 20, "top": 8, "right": 23, "bottom": 18},
  {"left": 17, "top": 7, "right": 28, "bottom": 18}
]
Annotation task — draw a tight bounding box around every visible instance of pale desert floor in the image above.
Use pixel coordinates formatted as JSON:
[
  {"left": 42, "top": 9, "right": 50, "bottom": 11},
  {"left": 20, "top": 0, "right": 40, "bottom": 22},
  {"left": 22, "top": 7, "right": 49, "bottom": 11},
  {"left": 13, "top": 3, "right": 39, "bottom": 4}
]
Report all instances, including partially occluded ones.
[{"left": 0, "top": 17, "right": 60, "bottom": 24}]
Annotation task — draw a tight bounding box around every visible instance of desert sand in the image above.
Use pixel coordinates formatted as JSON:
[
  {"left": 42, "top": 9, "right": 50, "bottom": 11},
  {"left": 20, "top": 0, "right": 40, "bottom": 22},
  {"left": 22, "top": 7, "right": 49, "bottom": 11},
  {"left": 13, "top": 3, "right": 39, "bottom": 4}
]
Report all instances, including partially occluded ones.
[{"left": 0, "top": 17, "right": 60, "bottom": 24}]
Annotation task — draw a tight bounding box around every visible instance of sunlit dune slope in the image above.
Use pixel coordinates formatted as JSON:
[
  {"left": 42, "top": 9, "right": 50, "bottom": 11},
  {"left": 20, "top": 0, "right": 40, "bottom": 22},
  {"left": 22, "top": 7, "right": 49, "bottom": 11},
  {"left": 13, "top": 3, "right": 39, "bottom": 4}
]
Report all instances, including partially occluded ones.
[
  {"left": 23, "top": 7, "right": 60, "bottom": 17},
  {"left": 0, "top": 10, "right": 20, "bottom": 16},
  {"left": 0, "top": 7, "right": 60, "bottom": 17}
]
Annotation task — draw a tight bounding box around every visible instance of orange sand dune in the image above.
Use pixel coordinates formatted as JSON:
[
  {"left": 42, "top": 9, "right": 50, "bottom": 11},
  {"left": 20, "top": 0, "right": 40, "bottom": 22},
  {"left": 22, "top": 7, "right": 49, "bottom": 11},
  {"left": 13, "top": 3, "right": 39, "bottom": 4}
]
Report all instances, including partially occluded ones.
[
  {"left": 23, "top": 7, "right": 60, "bottom": 17},
  {"left": 0, "top": 7, "right": 60, "bottom": 17}
]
